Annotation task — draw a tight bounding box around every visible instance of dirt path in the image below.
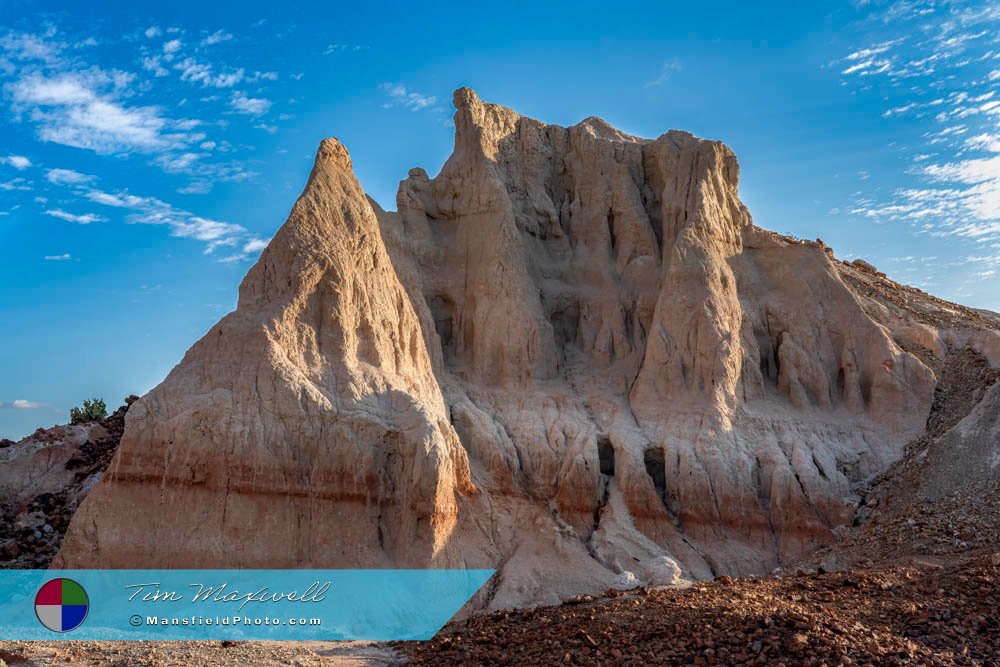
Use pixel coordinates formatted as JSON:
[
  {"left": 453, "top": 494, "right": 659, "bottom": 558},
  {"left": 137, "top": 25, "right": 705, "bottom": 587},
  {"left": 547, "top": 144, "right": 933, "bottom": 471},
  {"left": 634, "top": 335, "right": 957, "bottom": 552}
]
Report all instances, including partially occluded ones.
[{"left": 0, "top": 640, "right": 403, "bottom": 666}]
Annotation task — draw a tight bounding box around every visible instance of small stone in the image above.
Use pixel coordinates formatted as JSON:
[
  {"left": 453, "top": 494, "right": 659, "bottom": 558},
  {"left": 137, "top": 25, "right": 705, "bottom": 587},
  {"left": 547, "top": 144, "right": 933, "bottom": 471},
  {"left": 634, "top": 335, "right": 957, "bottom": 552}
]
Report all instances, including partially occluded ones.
[{"left": 785, "top": 633, "right": 809, "bottom": 653}]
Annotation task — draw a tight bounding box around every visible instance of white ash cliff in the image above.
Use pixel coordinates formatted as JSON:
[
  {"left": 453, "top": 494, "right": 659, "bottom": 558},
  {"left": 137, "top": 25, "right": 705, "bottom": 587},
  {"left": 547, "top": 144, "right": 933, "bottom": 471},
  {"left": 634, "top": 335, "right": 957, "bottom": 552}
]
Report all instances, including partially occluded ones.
[{"left": 55, "top": 89, "right": 999, "bottom": 610}]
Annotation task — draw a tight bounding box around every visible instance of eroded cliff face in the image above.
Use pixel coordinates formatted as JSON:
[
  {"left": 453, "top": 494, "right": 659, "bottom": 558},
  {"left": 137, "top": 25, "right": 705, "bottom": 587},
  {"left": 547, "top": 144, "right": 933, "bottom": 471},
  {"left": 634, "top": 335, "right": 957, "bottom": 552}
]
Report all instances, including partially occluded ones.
[{"left": 56, "top": 89, "right": 999, "bottom": 610}]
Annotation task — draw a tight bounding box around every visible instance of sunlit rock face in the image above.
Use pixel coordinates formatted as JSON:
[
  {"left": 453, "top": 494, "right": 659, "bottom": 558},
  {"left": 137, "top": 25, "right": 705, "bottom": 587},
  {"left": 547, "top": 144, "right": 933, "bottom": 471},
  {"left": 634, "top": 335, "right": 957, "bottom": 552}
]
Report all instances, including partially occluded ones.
[{"left": 60, "top": 88, "right": 979, "bottom": 610}]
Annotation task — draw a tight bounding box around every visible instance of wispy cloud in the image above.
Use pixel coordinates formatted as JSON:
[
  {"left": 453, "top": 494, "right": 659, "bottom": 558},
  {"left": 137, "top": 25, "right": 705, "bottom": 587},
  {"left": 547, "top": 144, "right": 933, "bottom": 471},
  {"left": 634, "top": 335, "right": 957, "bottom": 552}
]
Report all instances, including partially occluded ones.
[
  {"left": 44, "top": 208, "right": 105, "bottom": 224},
  {"left": 248, "top": 71, "right": 277, "bottom": 82},
  {"left": 242, "top": 237, "right": 269, "bottom": 253},
  {"left": 175, "top": 57, "right": 244, "bottom": 88},
  {"left": 43, "top": 253, "right": 72, "bottom": 261},
  {"left": 83, "top": 186, "right": 264, "bottom": 260},
  {"left": 646, "top": 60, "right": 682, "bottom": 87},
  {"left": 218, "top": 236, "right": 271, "bottom": 263},
  {"left": 152, "top": 151, "right": 254, "bottom": 193},
  {"left": 201, "top": 30, "right": 233, "bottom": 47},
  {"left": 841, "top": 0, "right": 1000, "bottom": 248},
  {"left": 839, "top": 38, "right": 902, "bottom": 75},
  {"left": 7, "top": 70, "right": 200, "bottom": 154},
  {"left": 0, "top": 23, "right": 277, "bottom": 258},
  {"left": 0, "top": 178, "right": 31, "bottom": 191},
  {"left": 1, "top": 23, "right": 277, "bottom": 194},
  {"left": 0, "top": 399, "right": 43, "bottom": 409},
  {"left": 324, "top": 43, "right": 368, "bottom": 55},
  {"left": 1, "top": 154, "right": 31, "bottom": 169},
  {"left": 0, "top": 29, "right": 63, "bottom": 63},
  {"left": 45, "top": 167, "right": 95, "bottom": 185},
  {"left": 379, "top": 83, "right": 437, "bottom": 111},
  {"left": 162, "top": 39, "right": 182, "bottom": 56},
  {"left": 230, "top": 92, "right": 271, "bottom": 115}
]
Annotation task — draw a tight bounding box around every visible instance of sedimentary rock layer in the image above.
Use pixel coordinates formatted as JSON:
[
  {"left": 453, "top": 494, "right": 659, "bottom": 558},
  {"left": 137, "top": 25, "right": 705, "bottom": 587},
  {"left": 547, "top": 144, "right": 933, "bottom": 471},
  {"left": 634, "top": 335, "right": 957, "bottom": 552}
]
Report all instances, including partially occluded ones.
[{"left": 56, "top": 89, "right": 1000, "bottom": 609}]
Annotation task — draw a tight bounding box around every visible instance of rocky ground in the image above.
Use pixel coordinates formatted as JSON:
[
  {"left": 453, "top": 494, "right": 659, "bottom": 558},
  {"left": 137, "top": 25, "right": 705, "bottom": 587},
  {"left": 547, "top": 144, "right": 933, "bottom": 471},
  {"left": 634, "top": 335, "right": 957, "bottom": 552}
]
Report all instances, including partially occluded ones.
[
  {"left": 402, "top": 552, "right": 1000, "bottom": 666},
  {"left": 837, "top": 256, "right": 999, "bottom": 333}
]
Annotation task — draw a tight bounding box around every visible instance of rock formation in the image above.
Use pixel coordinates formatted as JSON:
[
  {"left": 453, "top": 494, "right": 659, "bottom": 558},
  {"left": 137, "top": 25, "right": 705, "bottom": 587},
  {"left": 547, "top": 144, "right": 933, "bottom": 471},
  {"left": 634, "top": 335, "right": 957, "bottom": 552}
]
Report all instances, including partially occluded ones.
[
  {"left": 55, "top": 89, "right": 1000, "bottom": 610},
  {"left": 1, "top": 398, "right": 132, "bottom": 567}
]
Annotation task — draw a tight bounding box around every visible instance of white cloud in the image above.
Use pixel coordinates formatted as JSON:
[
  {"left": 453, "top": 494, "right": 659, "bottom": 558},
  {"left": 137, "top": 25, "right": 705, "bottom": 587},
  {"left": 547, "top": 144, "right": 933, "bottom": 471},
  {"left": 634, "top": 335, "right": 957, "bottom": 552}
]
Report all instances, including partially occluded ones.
[
  {"left": 8, "top": 71, "right": 197, "bottom": 154},
  {"left": 85, "top": 186, "right": 255, "bottom": 257},
  {"left": 44, "top": 253, "right": 71, "bottom": 261},
  {"left": 142, "top": 56, "right": 169, "bottom": 77},
  {"left": 46, "top": 168, "right": 95, "bottom": 185},
  {"left": 646, "top": 60, "right": 682, "bottom": 87},
  {"left": 85, "top": 189, "right": 171, "bottom": 212},
  {"left": 378, "top": 83, "right": 437, "bottom": 111},
  {"left": 248, "top": 70, "right": 278, "bottom": 82},
  {"left": 178, "top": 181, "right": 212, "bottom": 195},
  {"left": 171, "top": 216, "right": 244, "bottom": 241},
  {"left": 2, "top": 25, "right": 266, "bottom": 200},
  {"left": 155, "top": 152, "right": 204, "bottom": 172},
  {"left": 924, "top": 154, "right": 1000, "bottom": 185},
  {"left": 324, "top": 44, "right": 367, "bottom": 55},
  {"left": 45, "top": 208, "right": 105, "bottom": 224},
  {"left": 243, "top": 237, "right": 269, "bottom": 253},
  {"left": 230, "top": 93, "right": 271, "bottom": 115},
  {"left": 175, "top": 57, "right": 244, "bottom": 88},
  {"left": 152, "top": 152, "right": 253, "bottom": 192},
  {"left": 844, "top": 39, "right": 902, "bottom": 62},
  {"left": 201, "top": 30, "right": 233, "bottom": 46},
  {"left": 838, "top": 1, "right": 1000, "bottom": 255},
  {"left": 842, "top": 57, "right": 892, "bottom": 75},
  {"left": 0, "top": 30, "right": 63, "bottom": 63},
  {"left": 0, "top": 399, "right": 43, "bottom": 409},
  {"left": 882, "top": 102, "right": 916, "bottom": 117},
  {"left": 1, "top": 154, "right": 31, "bottom": 169},
  {"left": 0, "top": 178, "right": 31, "bottom": 191},
  {"left": 966, "top": 133, "right": 1000, "bottom": 152},
  {"left": 203, "top": 237, "right": 237, "bottom": 253},
  {"left": 217, "top": 235, "right": 272, "bottom": 263}
]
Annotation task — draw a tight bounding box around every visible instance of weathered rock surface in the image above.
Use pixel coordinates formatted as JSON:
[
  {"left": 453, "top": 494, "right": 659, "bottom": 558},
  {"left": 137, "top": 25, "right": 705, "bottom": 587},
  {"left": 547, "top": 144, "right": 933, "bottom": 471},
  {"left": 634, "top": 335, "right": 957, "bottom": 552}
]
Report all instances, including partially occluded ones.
[
  {"left": 55, "top": 89, "right": 999, "bottom": 609},
  {"left": 797, "top": 346, "right": 1000, "bottom": 572}
]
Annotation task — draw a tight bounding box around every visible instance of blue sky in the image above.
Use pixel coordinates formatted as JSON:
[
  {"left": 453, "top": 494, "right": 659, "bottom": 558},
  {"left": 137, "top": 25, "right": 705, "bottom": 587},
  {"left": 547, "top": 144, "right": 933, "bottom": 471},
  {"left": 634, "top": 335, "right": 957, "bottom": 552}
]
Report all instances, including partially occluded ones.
[{"left": 2, "top": 0, "right": 999, "bottom": 438}]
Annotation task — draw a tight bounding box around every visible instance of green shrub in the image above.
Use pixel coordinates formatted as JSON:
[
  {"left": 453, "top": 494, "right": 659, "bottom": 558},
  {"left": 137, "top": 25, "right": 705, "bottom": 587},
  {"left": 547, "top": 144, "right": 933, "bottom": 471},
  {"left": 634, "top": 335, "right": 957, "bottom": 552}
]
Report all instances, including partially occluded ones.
[{"left": 70, "top": 398, "right": 107, "bottom": 424}]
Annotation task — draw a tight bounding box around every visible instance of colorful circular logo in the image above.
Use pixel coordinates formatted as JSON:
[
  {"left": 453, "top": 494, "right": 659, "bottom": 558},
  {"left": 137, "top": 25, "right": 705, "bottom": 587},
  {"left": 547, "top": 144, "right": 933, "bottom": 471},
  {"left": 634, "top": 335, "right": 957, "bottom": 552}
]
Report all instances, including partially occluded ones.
[{"left": 34, "top": 578, "right": 89, "bottom": 633}]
